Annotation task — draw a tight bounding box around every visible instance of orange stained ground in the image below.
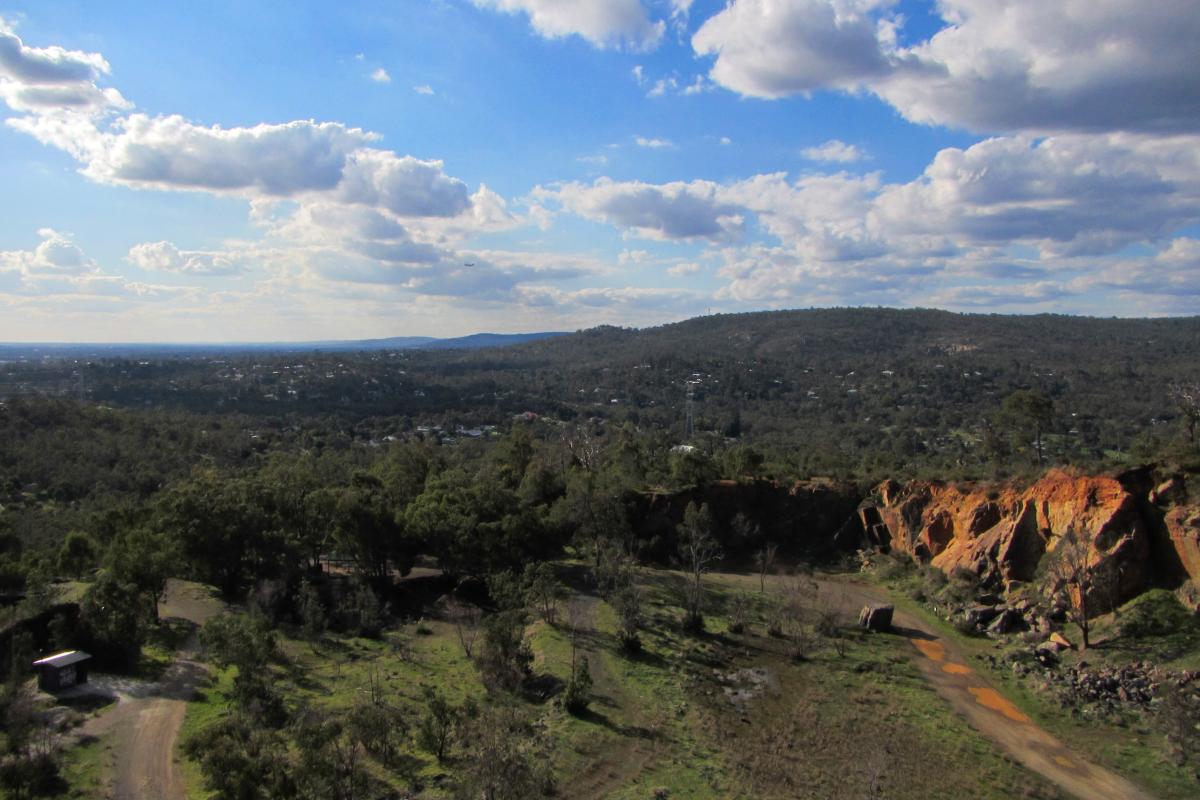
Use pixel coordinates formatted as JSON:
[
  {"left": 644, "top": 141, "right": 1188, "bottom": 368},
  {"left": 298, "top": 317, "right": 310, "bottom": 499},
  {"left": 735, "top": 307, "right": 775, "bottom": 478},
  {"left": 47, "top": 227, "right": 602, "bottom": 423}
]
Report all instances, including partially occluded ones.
[
  {"left": 941, "top": 662, "right": 972, "bottom": 675},
  {"left": 912, "top": 638, "right": 946, "bottom": 661},
  {"left": 968, "top": 687, "right": 1031, "bottom": 723}
]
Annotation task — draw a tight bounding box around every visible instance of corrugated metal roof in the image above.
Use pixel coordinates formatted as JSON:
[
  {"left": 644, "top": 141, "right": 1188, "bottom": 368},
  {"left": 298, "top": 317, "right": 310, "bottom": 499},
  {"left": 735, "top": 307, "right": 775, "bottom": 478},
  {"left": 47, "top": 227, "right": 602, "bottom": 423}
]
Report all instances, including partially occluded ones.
[{"left": 32, "top": 650, "right": 91, "bottom": 668}]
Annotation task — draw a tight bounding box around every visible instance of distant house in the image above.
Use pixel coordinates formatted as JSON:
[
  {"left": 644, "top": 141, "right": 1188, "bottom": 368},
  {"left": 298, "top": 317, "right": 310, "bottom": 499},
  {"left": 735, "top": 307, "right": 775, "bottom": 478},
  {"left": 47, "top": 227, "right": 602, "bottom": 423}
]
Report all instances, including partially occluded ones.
[{"left": 32, "top": 650, "right": 91, "bottom": 691}]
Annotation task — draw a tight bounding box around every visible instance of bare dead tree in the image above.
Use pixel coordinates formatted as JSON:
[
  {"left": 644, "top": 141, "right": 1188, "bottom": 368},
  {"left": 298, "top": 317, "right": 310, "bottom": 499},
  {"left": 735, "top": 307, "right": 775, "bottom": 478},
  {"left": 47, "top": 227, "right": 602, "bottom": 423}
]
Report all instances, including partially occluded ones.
[
  {"left": 563, "top": 424, "right": 602, "bottom": 472},
  {"left": 727, "top": 590, "right": 753, "bottom": 634},
  {"left": 755, "top": 542, "right": 778, "bottom": 594},
  {"left": 1047, "top": 526, "right": 1095, "bottom": 650},
  {"left": 782, "top": 572, "right": 819, "bottom": 660},
  {"left": 448, "top": 597, "right": 482, "bottom": 660},
  {"left": 676, "top": 502, "right": 722, "bottom": 631}
]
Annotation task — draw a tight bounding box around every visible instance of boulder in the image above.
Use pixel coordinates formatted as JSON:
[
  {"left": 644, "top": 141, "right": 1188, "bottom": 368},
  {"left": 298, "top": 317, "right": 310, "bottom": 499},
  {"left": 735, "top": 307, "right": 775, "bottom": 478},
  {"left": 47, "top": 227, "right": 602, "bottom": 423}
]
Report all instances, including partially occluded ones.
[
  {"left": 1165, "top": 506, "right": 1200, "bottom": 584},
  {"left": 1049, "top": 631, "right": 1074, "bottom": 650},
  {"left": 858, "top": 604, "right": 894, "bottom": 632},
  {"left": 987, "top": 608, "right": 1027, "bottom": 635},
  {"left": 1033, "top": 645, "right": 1061, "bottom": 666},
  {"left": 962, "top": 605, "right": 1001, "bottom": 629}
]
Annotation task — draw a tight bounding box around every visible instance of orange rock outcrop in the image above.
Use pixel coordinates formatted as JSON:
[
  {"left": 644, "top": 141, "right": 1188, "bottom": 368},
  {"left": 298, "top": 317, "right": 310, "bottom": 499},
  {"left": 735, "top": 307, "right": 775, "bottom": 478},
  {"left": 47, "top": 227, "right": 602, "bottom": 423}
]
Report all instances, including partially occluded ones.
[{"left": 864, "top": 470, "right": 1163, "bottom": 608}]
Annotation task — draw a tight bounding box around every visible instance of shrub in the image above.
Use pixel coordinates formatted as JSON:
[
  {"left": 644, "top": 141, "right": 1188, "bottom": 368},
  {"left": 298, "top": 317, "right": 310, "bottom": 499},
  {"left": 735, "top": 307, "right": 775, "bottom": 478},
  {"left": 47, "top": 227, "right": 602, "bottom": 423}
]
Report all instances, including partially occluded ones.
[
  {"left": 765, "top": 598, "right": 786, "bottom": 638},
  {"left": 415, "top": 686, "right": 473, "bottom": 763},
  {"left": 727, "top": 591, "right": 752, "bottom": 634},
  {"left": 345, "top": 581, "right": 385, "bottom": 638},
  {"left": 476, "top": 610, "right": 532, "bottom": 691},
  {"left": 1119, "top": 589, "right": 1194, "bottom": 639},
  {"left": 613, "top": 585, "right": 644, "bottom": 655},
  {"left": 561, "top": 656, "right": 593, "bottom": 715}
]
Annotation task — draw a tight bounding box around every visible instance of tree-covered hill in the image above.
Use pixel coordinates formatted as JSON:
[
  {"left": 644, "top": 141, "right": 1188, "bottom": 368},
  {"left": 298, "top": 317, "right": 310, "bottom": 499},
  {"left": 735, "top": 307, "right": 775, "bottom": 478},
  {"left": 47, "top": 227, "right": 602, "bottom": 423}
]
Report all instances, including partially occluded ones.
[{"left": 3, "top": 308, "right": 1199, "bottom": 486}]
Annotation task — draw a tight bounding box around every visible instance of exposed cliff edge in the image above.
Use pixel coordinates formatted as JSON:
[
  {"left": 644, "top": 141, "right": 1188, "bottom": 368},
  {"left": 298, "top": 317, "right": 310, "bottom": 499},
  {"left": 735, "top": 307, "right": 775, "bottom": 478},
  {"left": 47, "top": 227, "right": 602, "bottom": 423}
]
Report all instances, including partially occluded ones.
[{"left": 845, "top": 468, "right": 1200, "bottom": 610}]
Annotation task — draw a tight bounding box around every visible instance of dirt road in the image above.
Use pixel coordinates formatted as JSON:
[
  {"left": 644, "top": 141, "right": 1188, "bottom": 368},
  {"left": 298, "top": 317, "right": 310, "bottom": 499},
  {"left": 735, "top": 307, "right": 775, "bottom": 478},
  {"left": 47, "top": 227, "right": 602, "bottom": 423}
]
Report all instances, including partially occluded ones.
[
  {"left": 78, "top": 580, "right": 223, "bottom": 800},
  {"left": 811, "top": 576, "right": 1155, "bottom": 800}
]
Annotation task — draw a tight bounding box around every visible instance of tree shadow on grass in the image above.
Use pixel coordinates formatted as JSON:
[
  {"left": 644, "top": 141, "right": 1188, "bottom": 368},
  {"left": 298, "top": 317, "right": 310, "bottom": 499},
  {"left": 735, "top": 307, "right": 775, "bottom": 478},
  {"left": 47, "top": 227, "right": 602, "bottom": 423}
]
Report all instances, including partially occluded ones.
[
  {"left": 56, "top": 693, "right": 116, "bottom": 714},
  {"left": 569, "top": 704, "right": 659, "bottom": 741},
  {"left": 520, "top": 672, "right": 563, "bottom": 703}
]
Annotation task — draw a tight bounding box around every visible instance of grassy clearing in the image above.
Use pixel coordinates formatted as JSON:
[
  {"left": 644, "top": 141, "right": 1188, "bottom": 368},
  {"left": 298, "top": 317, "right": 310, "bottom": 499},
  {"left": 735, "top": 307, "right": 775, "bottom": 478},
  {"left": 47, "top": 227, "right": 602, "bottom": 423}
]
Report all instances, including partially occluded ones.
[
  {"left": 879, "top": 574, "right": 1200, "bottom": 799},
  {"left": 177, "top": 618, "right": 483, "bottom": 799},
  {"left": 172, "top": 564, "right": 1081, "bottom": 799},
  {"left": 695, "top": 570, "right": 1061, "bottom": 799}
]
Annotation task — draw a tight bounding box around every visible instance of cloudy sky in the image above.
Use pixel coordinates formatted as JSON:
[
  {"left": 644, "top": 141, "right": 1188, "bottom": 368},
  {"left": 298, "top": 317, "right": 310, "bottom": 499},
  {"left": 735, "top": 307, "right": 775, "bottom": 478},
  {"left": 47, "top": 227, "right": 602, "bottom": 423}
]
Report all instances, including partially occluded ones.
[{"left": 1, "top": 0, "right": 1197, "bottom": 342}]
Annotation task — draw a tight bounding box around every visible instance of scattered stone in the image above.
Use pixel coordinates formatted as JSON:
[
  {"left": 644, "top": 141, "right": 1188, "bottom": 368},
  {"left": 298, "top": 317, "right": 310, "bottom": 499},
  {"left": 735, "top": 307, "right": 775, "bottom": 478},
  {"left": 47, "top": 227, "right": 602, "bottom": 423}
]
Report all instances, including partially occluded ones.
[
  {"left": 716, "top": 667, "right": 778, "bottom": 708},
  {"left": 859, "top": 604, "right": 894, "bottom": 632}
]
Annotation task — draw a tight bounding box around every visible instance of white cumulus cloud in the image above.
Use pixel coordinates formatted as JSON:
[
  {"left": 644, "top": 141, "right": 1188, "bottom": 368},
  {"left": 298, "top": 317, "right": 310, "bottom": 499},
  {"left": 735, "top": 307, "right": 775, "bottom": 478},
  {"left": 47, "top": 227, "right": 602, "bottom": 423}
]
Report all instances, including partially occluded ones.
[
  {"left": 127, "top": 241, "right": 246, "bottom": 276},
  {"left": 0, "top": 16, "right": 129, "bottom": 114},
  {"left": 541, "top": 177, "right": 744, "bottom": 240},
  {"left": 472, "top": 0, "right": 664, "bottom": 50},
  {"left": 634, "top": 135, "right": 673, "bottom": 149},
  {"left": 693, "top": 0, "right": 895, "bottom": 98},
  {"left": 692, "top": 0, "right": 1200, "bottom": 135},
  {"left": 801, "top": 139, "right": 866, "bottom": 163}
]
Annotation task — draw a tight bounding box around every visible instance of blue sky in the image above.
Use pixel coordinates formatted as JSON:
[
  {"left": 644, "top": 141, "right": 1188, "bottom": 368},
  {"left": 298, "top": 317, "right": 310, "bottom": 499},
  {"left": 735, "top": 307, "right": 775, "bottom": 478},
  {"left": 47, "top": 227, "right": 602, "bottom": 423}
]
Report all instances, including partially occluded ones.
[{"left": 0, "top": 0, "right": 1197, "bottom": 341}]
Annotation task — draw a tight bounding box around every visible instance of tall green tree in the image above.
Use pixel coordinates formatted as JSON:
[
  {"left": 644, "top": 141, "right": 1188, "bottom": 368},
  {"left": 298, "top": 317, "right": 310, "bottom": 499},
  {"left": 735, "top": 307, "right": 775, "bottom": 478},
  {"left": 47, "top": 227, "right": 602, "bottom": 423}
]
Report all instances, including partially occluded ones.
[
  {"left": 81, "top": 573, "right": 149, "bottom": 669},
  {"left": 56, "top": 531, "right": 98, "bottom": 579},
  {"left": 158, "top": 471, "right": 286, "bottom": 597},
  {"left": 330, "top": 473, "right": 412, "bottom": 583},
  {"left": 106, "top": 527, "right": 174, "bottom": 619},
  {"left": 1001, "top": 389, "right": 1055, "bottom": 466}
]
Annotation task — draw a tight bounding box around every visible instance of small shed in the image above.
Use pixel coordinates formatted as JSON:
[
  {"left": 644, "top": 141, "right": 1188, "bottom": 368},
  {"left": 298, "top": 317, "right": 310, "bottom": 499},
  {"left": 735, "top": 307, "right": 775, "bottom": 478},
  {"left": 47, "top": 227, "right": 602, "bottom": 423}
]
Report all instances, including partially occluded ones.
[{"left": 32, "top": 650, "right": 91, "bottom": 691}]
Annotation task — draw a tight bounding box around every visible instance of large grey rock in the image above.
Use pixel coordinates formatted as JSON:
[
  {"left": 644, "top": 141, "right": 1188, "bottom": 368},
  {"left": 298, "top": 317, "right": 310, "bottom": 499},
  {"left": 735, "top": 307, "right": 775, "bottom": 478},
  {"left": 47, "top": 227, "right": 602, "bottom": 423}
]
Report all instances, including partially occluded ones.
[
  {"left": 963, "top": 605, "right": 1001, "bottom": 629},
  {"left": 858, "top": 604, "right": 894, "bottom": 632},
  {"left": 987, "top": 607, "right": 1027, "bottom": 634}
]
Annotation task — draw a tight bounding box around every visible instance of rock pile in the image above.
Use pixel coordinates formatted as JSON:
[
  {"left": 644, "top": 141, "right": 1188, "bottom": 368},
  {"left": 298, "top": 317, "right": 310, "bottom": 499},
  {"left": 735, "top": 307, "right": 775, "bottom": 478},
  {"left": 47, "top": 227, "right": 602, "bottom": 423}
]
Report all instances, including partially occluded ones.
[
  {"left": 955, "top": 597, "right": 1056, "bottom": 636},
  {"left": 1058, "top": 663, "right": 1159, "bottom": 710},
  {"left": 1001, "top": 651, "right": 1200, "bottom": 715}
]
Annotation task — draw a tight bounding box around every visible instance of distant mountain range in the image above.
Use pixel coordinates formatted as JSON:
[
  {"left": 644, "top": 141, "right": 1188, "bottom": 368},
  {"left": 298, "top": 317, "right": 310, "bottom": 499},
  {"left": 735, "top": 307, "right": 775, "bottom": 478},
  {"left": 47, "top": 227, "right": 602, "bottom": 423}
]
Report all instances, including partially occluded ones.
[{"left": 0, "top": 331, "right": 569, "bottom": 359}]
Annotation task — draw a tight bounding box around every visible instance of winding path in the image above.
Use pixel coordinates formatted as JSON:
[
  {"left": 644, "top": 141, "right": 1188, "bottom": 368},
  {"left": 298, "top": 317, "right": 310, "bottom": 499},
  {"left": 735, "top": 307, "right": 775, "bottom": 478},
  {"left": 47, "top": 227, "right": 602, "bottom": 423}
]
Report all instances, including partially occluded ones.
[{"left": 810, "top": 576, "right": 1155, "bottom": 800}]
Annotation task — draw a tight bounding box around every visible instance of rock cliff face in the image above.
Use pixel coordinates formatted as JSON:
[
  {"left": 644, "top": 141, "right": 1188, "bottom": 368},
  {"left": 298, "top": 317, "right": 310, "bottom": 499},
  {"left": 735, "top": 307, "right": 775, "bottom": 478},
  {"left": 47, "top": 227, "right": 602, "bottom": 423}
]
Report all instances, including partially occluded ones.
[
  {"left": 856, "top": 469, "right": 1200, "bottom": 610},
  {"left": 633, "top": 479, "right": 861, "bottom": 562}
]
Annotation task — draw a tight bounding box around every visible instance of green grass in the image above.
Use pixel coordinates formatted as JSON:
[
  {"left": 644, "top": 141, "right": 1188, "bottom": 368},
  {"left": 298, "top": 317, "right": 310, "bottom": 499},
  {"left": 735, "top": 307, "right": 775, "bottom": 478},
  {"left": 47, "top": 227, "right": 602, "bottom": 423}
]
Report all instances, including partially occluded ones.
[
  {"left": 177, "top": 664, "right": 234, "bottom": 800},
  {"left": 695, "top": 570, "right": 1062, "bottom": 799},
  {"left": 58, "top": 730, "right": 110, "bottom": 799},
  {"left": 169, "top": 565, "right": 1101, "bottom": 799}
]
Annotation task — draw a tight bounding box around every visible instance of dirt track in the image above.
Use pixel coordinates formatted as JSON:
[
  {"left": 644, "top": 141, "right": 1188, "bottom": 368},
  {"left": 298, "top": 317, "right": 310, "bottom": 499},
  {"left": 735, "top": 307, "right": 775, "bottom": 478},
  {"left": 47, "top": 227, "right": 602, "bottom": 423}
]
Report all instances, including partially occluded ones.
[
  {"left": 79, "top": 580, "right": 223, "bottom": 800},
  {"left": 811, "top": 575, "right": 1156, "bottom": 800},
  {"left": 559, "top": 593, "right": 666, "bottom": 799}
]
